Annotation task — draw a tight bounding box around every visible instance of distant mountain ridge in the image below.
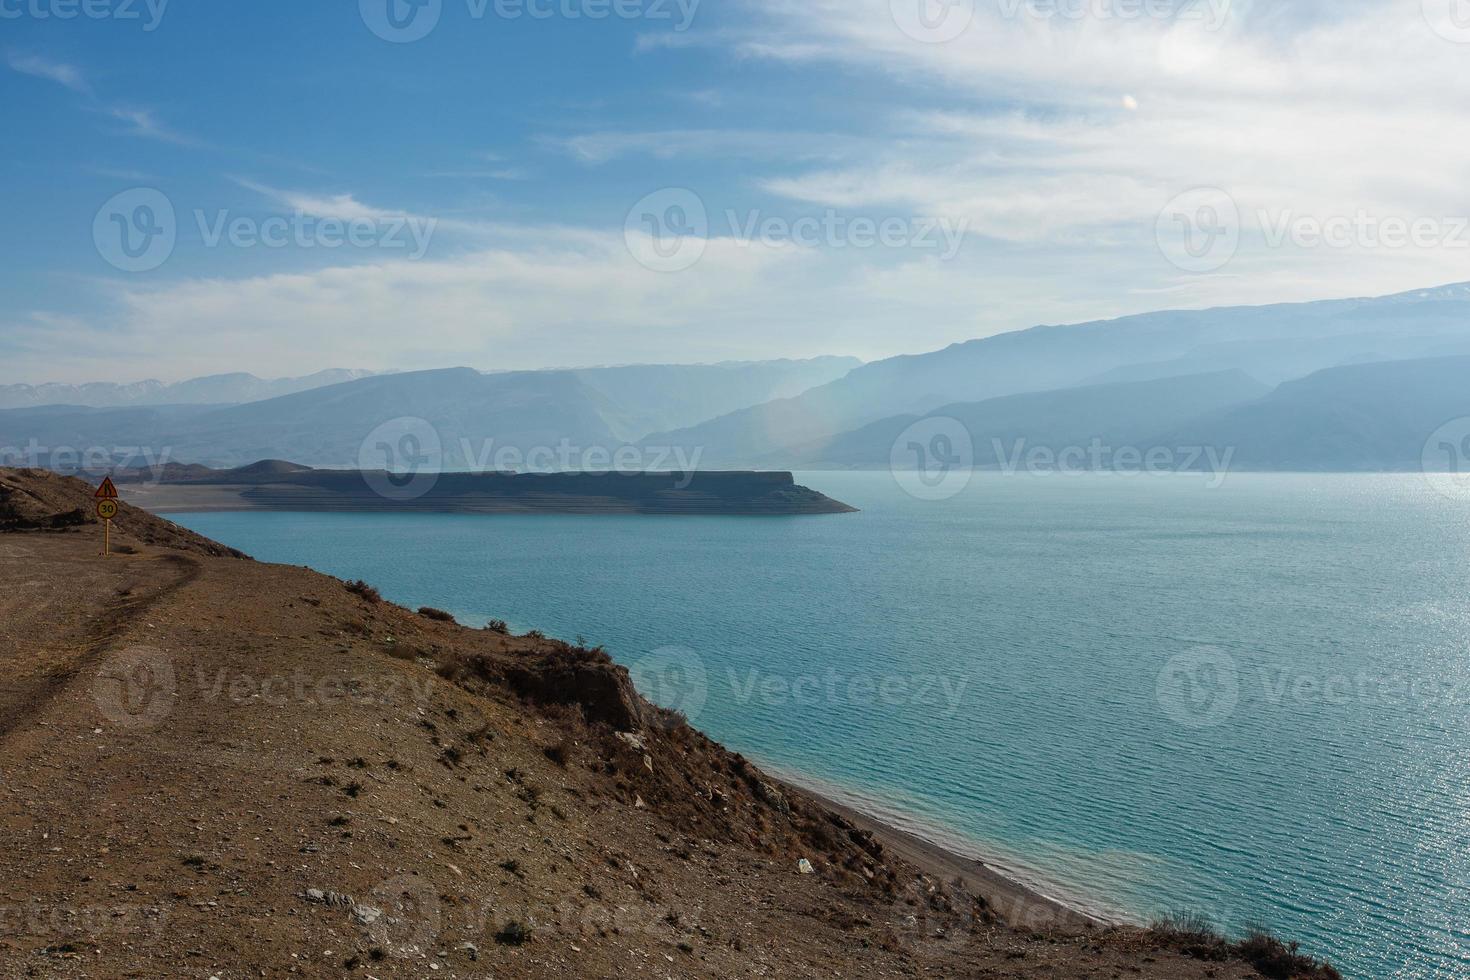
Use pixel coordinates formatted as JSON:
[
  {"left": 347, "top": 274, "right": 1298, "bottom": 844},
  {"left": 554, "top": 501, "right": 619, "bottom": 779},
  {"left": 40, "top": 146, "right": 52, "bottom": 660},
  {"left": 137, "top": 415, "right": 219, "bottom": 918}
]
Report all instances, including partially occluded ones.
[
  {"left": 793, "top": 370, "right": 1273, "bottom": 469},
  {"left": 0, "top": 357, "right": 861, "bottom": 470},
  {"left": 648, "top": 282, "right": 1470, "bottom": 464},
  {"left": 1157, "top": 355, "right": 1470, "bottom": 470},
  {"left": 0, "top": 369, "right": 380, "bottom": 409}
]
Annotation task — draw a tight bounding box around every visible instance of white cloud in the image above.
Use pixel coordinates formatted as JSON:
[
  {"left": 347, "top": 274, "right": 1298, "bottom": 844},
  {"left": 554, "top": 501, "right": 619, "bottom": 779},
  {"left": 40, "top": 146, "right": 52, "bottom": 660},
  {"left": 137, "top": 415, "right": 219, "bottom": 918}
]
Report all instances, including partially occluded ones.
[
  {"left": 7, "top": 53, "right": 89, "bottom": 93},
  {"left": 730, "top": 0, "right": 1470, "bottom": 288}
]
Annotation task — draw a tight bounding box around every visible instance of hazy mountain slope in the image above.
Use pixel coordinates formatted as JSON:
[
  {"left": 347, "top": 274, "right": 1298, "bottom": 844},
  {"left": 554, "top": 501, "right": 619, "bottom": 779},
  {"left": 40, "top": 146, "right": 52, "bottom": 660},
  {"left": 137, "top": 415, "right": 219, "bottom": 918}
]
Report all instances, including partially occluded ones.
[
  {"left": 795, "top": 371, "right": 1271, "bottom": 468},
  {"left": 0, "top": 360, "right": 861, "bottom": 470},
  {"left": 1155, "top": 355, "right": 1470, "bottom": 470},
  {"left": 0, "top": 405, "right": 208, "bottom": 468},
  {"left": 0, "top": 369, "right": 377, "bottom": 409},
  {"left": 573, "top": 357, "right": 861, "bottom": 439},
  {"left": 165, "top": 368, "right": 625, "bottom": 468},
  {"left": 651, "top": 283, "right": 1470, "bottom": 464}
]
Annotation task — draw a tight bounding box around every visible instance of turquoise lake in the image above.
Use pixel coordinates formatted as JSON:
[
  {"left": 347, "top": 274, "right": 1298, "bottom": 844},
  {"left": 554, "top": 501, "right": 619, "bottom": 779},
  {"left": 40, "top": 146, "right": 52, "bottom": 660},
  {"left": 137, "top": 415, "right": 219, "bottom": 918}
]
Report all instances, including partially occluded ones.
[{"left": 173, "top": 472, "right": 1470, "bottom": 979}]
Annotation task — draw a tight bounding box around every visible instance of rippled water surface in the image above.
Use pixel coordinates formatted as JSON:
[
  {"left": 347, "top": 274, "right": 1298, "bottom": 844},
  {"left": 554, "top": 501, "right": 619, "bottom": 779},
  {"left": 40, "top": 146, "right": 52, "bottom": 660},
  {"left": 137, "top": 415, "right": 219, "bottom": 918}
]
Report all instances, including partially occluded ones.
[{"left": 175, "top": 472, "right": 1470, "bottom": 978}]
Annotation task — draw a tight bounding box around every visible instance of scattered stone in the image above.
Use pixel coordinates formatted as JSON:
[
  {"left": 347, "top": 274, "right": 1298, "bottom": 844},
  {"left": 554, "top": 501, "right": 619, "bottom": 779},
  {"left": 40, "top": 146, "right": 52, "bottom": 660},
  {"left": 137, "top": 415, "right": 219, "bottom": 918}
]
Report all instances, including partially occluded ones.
[
  {"left": 755, "top": 781, "right": 790, "bottom": 815},
  {"left": 797, "top": 858, "right": 815, "bottom": 875},
  {"left": 615, "top": 732, "right": 646, "bottom": 752},
  {"left": 351, "top": 905, "right": 382, "bottom": 927}
]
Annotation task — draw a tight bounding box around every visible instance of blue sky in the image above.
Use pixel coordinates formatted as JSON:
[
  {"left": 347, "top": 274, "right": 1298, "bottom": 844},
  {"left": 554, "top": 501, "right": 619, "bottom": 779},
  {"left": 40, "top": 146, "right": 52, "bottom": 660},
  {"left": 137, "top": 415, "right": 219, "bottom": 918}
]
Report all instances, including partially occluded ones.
[{"left": 4, "top": 0, "right": 1470, "bottom": 383}]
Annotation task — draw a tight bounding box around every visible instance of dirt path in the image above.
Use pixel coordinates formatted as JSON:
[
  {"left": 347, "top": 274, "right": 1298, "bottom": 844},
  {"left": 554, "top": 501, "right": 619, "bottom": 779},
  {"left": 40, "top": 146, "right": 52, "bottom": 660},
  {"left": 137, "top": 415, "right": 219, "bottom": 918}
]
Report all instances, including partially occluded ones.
[{"left": 0, "top": 538, "right": 199, "bottom": 742}]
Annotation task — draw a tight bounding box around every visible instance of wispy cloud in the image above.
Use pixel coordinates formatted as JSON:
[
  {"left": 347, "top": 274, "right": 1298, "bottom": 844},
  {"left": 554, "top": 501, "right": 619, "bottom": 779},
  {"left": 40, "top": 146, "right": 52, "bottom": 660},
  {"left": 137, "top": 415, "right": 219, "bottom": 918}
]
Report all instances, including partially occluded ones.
[
  {"left": 6, "top": 53, "right": 90, "bottom": 94},
  {"left": 8, "top": 52, "right": 197, "bottom": 146},
  {"left": 104, "top": 105, "right": 197, "bottom": 146}
]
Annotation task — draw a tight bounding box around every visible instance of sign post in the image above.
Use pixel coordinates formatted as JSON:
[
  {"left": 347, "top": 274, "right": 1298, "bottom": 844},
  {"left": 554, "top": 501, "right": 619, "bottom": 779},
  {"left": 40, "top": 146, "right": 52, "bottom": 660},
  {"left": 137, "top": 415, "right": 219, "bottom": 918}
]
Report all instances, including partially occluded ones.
[{"left": 95, "top": 477, "right": 119, "bottom": 557}]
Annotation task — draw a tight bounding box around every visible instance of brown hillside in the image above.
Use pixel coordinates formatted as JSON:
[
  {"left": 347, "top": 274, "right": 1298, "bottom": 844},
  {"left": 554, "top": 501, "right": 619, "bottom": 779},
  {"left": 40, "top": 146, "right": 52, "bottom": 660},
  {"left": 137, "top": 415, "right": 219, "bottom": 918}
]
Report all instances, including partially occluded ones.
[{"left": 0, "top": 470, "right": 1336, "bottom": 979}]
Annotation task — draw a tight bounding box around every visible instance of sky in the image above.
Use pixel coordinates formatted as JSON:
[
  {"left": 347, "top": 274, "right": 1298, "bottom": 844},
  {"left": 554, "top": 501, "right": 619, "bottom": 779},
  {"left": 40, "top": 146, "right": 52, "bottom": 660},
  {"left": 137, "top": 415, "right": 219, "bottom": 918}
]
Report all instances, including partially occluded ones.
[{"left": 4, "top": 0, "right": 1470, "bottom": 384}]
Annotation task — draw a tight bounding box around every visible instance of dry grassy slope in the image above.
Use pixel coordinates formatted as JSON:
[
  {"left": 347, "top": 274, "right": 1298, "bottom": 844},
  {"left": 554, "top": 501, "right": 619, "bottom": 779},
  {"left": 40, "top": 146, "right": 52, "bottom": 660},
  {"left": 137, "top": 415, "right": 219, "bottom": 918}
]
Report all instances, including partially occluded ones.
[
  {"left": 0, "top": 470, "right": 1333, "bottom": 979},
  {"left": 0, "top": 468, "right": 245, "bottom": 558}
]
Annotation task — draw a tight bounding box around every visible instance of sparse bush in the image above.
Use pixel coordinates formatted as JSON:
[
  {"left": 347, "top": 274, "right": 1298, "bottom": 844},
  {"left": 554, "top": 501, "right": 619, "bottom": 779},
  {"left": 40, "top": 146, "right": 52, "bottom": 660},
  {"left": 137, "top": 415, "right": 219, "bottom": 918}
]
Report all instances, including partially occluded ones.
[
  {"left": 485, "top": 619, "right": 510, "bottom": 634},
  {"left": 495, "top": 921, "right": 531, "bottom": 946},
  {"left": 418, "top": 606, "right": 455, "bottom": 623},
  {"left": 1236, "top": 928, "right": 1342, "bottom": 979},
  {"left": 346, "top": 580, "right": 381, "bottom": 603},
  {"left": 543, "top": 738, "right": 571, "bottom": 767},
  {"left": 1149, "top": 911, "right": 1228, "bottom": 960},
  {"left": 1148, "top": 914, "right": 1340, "bottom": 978}
]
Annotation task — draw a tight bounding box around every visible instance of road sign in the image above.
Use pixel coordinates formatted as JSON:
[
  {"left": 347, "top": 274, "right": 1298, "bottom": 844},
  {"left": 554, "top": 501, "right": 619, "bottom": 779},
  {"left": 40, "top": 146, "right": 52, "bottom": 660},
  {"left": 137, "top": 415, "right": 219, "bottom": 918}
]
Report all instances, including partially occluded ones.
[{"left": 95, "top": 477, "right": 119, "bottom": 557}]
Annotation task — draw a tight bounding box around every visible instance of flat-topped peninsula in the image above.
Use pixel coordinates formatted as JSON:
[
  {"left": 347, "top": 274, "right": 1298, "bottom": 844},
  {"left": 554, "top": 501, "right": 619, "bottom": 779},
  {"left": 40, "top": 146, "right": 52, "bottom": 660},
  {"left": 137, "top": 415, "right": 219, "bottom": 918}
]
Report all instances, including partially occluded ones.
[{"left": 116, "top": 460, "right": 859, "bottom": 516}]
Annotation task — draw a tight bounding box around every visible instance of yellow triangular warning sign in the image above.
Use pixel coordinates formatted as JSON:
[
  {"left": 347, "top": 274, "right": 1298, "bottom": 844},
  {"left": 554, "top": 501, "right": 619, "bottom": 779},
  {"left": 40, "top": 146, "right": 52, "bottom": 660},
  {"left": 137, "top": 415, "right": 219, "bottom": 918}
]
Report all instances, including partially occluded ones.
[{"left": 94, "top": 477, "right": 119, "bottom": 500}]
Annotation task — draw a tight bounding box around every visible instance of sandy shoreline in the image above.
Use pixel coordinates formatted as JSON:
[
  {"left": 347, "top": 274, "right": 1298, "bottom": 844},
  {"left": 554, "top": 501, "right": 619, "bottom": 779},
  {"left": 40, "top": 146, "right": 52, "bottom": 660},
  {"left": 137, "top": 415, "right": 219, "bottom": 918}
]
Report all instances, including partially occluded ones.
[{"left": 771, "top": 769, "right": 1123, "bottom": 932}]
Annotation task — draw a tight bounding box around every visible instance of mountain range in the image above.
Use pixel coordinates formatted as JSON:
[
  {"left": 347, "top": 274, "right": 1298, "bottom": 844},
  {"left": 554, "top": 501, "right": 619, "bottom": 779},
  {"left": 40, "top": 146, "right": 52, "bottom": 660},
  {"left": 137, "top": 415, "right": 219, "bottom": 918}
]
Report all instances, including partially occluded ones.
[
  {"left": 3, "top": 284, "right": 1470, "bottom": 473},
  {"left": 0, "top": 369, "right": 379, "bottom": 409}
]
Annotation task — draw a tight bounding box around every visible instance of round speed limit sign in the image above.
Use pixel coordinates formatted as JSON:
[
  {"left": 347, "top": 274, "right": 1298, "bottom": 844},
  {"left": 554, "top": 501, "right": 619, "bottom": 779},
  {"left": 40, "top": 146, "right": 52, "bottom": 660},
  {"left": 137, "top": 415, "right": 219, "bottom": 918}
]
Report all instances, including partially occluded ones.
[{"left": 96, "top": 500, "right": 119, "bottom": 521}]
